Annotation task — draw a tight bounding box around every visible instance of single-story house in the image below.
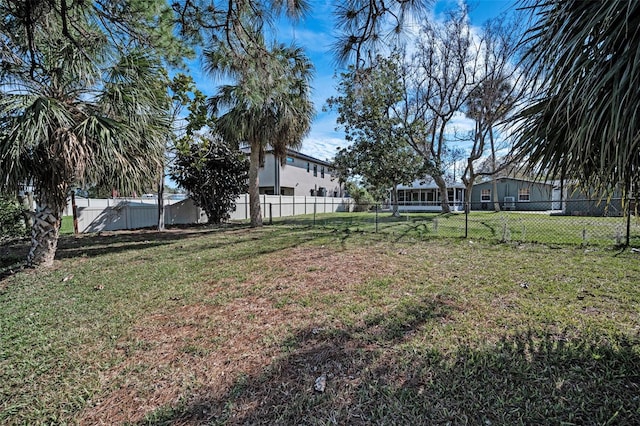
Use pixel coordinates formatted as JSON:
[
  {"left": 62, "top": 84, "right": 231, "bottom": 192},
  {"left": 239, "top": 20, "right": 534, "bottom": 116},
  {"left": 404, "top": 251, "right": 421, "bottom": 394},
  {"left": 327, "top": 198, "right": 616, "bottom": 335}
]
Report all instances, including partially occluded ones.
[
  {"left": 392, "top": 178, "right": 466, "bottom": 212},
  {"left": 471, "top": 177, "right": 557, "bottom": 211}
]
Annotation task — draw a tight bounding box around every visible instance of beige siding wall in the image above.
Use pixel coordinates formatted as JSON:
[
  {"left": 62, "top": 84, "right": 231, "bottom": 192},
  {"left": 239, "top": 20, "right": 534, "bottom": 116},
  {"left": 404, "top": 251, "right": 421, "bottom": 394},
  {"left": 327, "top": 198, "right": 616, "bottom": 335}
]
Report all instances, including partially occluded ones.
[{"left": 258, "top": 153, "right": 342, "bottom": 196}]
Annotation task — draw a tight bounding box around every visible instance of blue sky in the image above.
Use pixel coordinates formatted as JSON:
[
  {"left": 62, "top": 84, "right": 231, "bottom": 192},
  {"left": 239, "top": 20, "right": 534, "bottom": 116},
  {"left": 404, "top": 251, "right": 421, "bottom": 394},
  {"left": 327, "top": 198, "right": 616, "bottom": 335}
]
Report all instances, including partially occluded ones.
[{"left": 189, "top": 0, "right": 518, "bottom": 163}]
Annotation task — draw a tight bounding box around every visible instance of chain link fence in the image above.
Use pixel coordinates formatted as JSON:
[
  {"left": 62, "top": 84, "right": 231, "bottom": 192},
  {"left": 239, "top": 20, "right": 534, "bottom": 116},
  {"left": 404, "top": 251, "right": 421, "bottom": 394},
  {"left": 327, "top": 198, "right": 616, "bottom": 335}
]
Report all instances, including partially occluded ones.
[{"left": 277, "top": 198, "right": 640, "bottom": 248}]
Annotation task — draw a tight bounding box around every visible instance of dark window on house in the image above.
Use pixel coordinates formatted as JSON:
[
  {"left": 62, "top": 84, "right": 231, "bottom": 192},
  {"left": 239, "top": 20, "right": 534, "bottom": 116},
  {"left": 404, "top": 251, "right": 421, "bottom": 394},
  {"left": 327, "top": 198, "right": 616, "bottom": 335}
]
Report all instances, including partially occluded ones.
[
  {"left": 307, "top": 162, "right": 310, "bottom": 172},
  {"left": 481, "top": 189, "right": 491, "bottom": 202},
  {"left": 518, "top": 188, "right": 530, "bottom": 201},
  {"left": 321, "top": 167, "right": 325, "bottom": 178},
  {"left": 313, "top": 164, "right": 317, "bottom": 177}
]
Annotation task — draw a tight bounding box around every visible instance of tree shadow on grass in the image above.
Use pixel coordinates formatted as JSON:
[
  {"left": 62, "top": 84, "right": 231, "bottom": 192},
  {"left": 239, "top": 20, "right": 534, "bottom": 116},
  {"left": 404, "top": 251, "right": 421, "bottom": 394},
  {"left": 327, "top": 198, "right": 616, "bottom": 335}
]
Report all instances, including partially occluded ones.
[
  {"left": 54, "top": 224, "right": 250, "bottom": 259},
  {"left": 1, "top": 224, "right": 329, "bottom": 281},
  {"left": 135, "top": 297, "right": 640, "bottom": 425},
  {"left": 57, "top": 223, "right": 333, "bottom": 263}
]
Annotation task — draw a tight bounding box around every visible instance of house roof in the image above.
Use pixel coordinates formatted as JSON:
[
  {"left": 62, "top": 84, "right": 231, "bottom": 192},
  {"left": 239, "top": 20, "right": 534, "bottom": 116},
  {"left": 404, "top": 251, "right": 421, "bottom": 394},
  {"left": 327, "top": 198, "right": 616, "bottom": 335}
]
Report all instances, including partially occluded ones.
[
  {"left": 284, "top": 149, "right": 333, "bottom": 166},
  {"left": 397, "top": 177, "right": 466, "bottom": 190},
  {"left": 239, "top": 146, "right": 332, "bottom": 167},
  {"left": 472, "top": 177, "right": 554, "bottom": 187}
]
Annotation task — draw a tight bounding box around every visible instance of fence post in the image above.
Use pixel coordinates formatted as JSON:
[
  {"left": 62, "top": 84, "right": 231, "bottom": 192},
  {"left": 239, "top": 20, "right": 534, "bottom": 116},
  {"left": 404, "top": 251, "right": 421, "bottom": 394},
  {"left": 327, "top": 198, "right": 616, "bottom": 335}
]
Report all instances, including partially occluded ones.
[
  {"left": 71, "top": 191, "right": 79, "bottom": 235},
  {"left": 375, "top": 204, "right": 379, "bottom": 233},
  {"left": 626, "top": 198, "right": 632, "bottom": 247},
  {"left": 465, "top": 202, "right": 469, "bottom": 238},
  {"left": 269, "top": 203, "right": 273, "bottom": 225},
  {"left": 313, "top": 198, "right": 317, "bottom": 226}
]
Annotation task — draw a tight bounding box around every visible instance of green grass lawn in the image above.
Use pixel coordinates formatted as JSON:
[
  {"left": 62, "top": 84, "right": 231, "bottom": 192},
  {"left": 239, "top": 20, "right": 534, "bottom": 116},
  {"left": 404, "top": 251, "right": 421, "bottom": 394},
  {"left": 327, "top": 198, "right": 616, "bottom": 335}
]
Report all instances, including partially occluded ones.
[
  {"left": 59, "top": 215, "right": 74, "bottom": 235},
  {"left": 283, "top": 211, "right": 640, "bottom": 247},
  {"left": 1, "top": 221, "right": 640, "bottom": 424}
]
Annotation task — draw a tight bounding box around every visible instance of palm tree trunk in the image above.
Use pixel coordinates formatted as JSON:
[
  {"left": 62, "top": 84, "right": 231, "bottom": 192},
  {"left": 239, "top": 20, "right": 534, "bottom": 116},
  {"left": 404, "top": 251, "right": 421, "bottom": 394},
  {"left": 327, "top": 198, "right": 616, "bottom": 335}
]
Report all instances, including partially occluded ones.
[
  {"left": 27, "top": 202, "right": 61, "bottom": 267},
  {"left": 248, "top": 143, "right": 263, "bottom": 227}
]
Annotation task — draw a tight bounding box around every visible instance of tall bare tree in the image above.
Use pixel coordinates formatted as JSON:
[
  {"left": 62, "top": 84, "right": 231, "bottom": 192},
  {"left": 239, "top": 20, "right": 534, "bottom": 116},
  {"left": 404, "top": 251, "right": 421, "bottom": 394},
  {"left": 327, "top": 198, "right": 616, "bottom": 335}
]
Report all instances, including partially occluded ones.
[
  {"left": 403, "top": 5, "right": 480, "bottom": 213},
  {"left": 462, "top": 13, "right": 528, "bottom": 211}
]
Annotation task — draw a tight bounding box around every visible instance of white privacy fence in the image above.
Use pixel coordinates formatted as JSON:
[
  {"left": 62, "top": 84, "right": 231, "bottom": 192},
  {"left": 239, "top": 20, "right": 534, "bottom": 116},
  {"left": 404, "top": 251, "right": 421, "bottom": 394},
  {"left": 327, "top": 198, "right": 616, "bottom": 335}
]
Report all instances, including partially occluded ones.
[{"left": 72, "top": 195, "right": 354, "bottom": 233}]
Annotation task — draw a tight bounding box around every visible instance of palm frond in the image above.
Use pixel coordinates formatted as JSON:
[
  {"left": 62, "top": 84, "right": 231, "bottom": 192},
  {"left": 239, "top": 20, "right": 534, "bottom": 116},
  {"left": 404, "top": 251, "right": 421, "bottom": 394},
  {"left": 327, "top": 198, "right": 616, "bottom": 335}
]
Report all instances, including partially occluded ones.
[{"left": 514, "top": 0, "right": 640, "bottom": 192}]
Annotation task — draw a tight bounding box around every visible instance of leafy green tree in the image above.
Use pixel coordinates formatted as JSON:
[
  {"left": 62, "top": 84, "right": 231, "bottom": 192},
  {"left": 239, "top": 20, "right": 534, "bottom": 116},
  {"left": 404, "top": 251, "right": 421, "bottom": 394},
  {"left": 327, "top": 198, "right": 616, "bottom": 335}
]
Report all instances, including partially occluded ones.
[
  {"left": 328, "top": 54, "right": 427, "bottom": 216},
  {"left": 0, "top": 194, "right": 27, "bottom": 242},
  {"left": 170, "top": 133, "right": 249, "bottom": 224},
  {"left": 0, "top": 2, "right": 175, "bottom": 267},
  {"left": 513, "top": 0, "right": 640, "bottom": 194},
  {"left": 344, "top": 181, "right": 376, "bottom": 212},
  {"left": 155, "top": 73, "right": 210, "bottom": 231},
  {"left": 206, "top": 32, "right": 314, "bottom": 227}
]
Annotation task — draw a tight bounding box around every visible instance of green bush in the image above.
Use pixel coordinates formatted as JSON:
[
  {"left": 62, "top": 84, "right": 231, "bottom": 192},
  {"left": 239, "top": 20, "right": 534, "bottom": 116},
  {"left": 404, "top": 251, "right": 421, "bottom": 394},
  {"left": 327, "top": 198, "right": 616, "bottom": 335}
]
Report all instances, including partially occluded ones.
[
  {"left": 0, "top": 195, "right": 28, "bottom": 241},
  {"left": 345, "top": 182, "right": 376, "bottom": 212}
]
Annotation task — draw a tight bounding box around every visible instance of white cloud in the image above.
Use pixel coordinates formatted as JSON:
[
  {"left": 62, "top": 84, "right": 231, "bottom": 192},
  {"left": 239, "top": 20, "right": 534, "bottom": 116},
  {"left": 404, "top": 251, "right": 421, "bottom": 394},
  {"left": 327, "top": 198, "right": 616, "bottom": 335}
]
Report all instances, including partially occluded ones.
[
  {"left": 301, "top": 109, "right": 346, "bottom": 161},
  {"left": 301, "top": 135, "right": 344, "bottom": 162},
  {"left": 281, "top": 27, "right": 334, "bottom": 55},
  {"left": 448, "top": 112, "right": 476, "bottom": 135}
]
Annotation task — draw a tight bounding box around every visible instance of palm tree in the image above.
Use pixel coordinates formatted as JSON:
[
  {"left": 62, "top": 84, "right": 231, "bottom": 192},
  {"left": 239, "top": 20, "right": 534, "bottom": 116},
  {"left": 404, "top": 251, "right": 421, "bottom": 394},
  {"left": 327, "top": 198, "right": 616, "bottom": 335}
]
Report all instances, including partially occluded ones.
[
  {"left": 514, "top": 0, "right": 640, "bottom": 193},
  {"left": 205, "top": 35, "right": 314, "bottom": 227},
  {"left": 0, "top": 5, "right": 170, "bottom": 267}
]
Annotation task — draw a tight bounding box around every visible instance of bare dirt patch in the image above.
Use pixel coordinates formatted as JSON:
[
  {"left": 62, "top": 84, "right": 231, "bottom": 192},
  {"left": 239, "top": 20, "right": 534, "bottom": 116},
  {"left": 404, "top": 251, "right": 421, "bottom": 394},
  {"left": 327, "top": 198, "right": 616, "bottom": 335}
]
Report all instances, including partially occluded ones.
[{"left": 78, "top": 244, "right": 402, "bottom": 424}]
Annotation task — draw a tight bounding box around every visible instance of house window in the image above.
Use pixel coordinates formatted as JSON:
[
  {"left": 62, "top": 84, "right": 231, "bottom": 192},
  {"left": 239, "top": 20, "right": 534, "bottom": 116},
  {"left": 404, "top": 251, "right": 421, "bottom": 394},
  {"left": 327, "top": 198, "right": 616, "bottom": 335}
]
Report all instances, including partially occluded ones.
[
  {"left": 307, "top": 162, "right": 310, "bottom": 172},
  {"left": 286, "top": 157, "right": 294, "bottom": 164},
  {"left": 313, "top": 164, "right": 317, "bottom": 177},
  {"left": 481, "top": 189, "right": 491, "bottom": 202},
  {"left": 518, "top": 188, "right": 530, "bottom": 202},
  {"left": 427, "top": 191, "right": 435, "bottom": 202},
  {"left": 321, "top": 167, "right": 325, "bottom": 178}
]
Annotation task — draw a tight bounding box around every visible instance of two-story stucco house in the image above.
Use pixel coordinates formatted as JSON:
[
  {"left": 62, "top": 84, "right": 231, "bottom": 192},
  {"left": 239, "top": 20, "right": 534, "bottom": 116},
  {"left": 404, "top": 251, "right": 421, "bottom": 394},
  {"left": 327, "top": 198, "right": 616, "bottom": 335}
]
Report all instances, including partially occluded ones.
[{"left": 242, "top": 147, "right": 343, "bottom": 197}]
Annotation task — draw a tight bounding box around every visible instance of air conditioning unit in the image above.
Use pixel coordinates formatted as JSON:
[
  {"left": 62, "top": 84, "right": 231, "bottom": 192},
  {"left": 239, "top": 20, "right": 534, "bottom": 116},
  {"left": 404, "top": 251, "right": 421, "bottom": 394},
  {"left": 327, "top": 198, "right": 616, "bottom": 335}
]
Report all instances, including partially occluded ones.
[{"left": 504, "top": 196, "right": 515, "bottom": 211}]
